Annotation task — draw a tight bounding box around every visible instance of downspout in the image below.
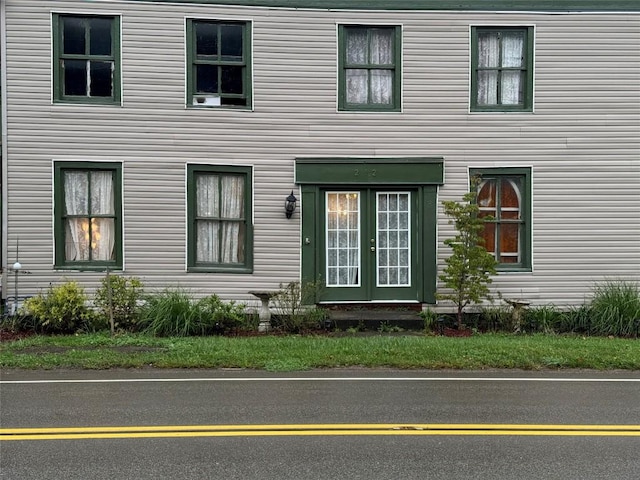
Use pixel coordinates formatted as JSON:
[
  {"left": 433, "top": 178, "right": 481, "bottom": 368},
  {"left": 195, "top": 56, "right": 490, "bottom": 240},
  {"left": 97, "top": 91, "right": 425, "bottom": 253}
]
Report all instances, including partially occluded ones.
[{"left": 1, "top": 0, "right": 8, "bottom": 302}]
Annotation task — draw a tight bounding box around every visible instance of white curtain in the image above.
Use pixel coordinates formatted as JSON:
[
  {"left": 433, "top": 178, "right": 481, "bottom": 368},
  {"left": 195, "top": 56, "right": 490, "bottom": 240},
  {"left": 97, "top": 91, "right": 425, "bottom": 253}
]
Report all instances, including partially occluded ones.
[
  {"left": 196, "top": 174, "right": 219, "bottom": 263},
  {"left": 90, "top": 172, "right": 115, "bottom": 261},
  {"left": 220, "top": 175, "right": 244, "bottom": 263},
  {"left": 196, "top": 174, "right": 244, "bottom": 264},
  {"left": 64, "top": 171, "right": 114, "bottom": 262},
  {"left": 477, "top": 32, "right": 523, "bottom": 106},
  {"left": 346, "top": 29, "right": 393, "bottom": 105}
]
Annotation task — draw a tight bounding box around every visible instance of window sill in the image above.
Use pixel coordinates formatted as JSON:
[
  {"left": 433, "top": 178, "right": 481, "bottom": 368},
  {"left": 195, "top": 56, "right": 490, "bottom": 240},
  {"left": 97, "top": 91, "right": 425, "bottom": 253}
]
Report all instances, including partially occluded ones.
[
  {"left": 54, "top": 265, "right": 123, "bottom": 272},
  {"left": 187, "top": 266, "right": 253, "bottom": 274}
]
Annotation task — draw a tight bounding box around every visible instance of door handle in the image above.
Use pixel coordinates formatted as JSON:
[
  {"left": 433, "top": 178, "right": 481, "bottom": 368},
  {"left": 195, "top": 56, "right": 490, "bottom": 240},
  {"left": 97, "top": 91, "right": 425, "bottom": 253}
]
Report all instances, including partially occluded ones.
[{"left": 370, "top": 246, "right": 376, "bottom": 252}]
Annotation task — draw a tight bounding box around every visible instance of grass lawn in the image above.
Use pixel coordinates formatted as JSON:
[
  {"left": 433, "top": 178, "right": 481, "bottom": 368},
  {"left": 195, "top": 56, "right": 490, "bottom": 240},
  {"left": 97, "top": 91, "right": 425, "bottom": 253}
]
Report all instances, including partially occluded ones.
[{"left": 1, "top": 332, "right": 638, "bottom": 371}]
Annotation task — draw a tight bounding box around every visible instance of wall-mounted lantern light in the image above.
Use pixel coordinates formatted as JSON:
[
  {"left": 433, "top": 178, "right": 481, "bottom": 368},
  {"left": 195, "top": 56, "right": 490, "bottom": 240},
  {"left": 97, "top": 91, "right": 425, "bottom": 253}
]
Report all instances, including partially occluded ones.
[{"left": 285, "top": 191, "right": 297, "bottom": 219}]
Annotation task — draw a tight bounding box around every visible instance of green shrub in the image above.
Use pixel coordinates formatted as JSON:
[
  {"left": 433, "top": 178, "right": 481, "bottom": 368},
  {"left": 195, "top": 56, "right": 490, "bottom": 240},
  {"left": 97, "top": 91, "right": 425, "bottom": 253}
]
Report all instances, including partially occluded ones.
[
  {"left": 94, "top": 275, "right": 145, "bottom": 332},
  {"left": 588, "top": 281, "right": 640, "bottom": 337},
  {"left": 479, "top": 304, "right": 512, "bottom": 332},
  {"left": 271, "top": 281, "right": 328, "bottom": 333},
  {"left": 419, "top": 308, "right": 437, "bottom": 332},
  {"left": 21, "top": 281, "right": 95, "bottom": 333},
  {"left": 523, "top": 304, "right": 565, "bottom": 333},
  {"left": 140, "top": 289, "right": 246, "bottom": 337}
]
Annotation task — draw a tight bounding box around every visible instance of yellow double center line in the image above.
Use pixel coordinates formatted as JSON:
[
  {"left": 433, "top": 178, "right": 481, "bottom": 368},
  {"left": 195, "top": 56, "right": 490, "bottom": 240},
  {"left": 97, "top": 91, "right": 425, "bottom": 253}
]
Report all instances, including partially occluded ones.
[{"left": 2, "top": 424, "right": 640, "bottom": 441}]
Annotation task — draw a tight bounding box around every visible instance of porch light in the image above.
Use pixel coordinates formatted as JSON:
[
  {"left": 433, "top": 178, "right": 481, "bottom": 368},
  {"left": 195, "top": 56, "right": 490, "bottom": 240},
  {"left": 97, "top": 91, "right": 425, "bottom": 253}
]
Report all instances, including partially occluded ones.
[{"left": 285, "top": 191, "right": 297, "bottom": 219}]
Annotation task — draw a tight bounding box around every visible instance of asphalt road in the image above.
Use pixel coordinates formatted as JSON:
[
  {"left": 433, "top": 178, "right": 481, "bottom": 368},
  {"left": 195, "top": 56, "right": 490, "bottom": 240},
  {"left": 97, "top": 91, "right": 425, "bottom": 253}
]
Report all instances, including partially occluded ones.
[{"left": 1, "top": 369, "right": 639, "bottom": 479}]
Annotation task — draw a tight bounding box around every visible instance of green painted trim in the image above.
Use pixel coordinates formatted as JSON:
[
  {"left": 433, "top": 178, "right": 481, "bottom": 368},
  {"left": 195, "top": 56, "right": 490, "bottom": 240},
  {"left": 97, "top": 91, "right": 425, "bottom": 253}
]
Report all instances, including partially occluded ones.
[
  {"left": 338, "top": 25, "right": 402, "bottom": 112},
  {"left": 422, "top": 185, "right": 438, "bottom": 304},
  {"left": 186, "top": 19, "right": 253, "bottom": 109},
  {"left": 300, "top": 185, "right": 319, "bottom": 300},
  {"left": 53, "top": 162, "right": 123, "bottom": 270},
  {"left": 296, "top": 158, "right": 444, "bottom": 185},
  {"left": 470, "top": 167, "right": 532, "bottom": 272},
  {"left": 186, "top": 164, "right": 254, "bottom": 273},
  {"left": 123, "top": 1, "right": 640, "bottom": 12},
  {"left": 52, "top": 14, "right": 121, "bottom": 105},
  {"left": 470, "top": 26, "right": 534, "bottom": 113}
]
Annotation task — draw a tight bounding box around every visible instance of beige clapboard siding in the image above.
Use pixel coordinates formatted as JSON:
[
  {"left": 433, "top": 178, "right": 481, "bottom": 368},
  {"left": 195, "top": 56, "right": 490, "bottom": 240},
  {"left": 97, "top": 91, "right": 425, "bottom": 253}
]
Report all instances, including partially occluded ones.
[{"left": 3, "top": 1, "right": 639, "bottom": 307}]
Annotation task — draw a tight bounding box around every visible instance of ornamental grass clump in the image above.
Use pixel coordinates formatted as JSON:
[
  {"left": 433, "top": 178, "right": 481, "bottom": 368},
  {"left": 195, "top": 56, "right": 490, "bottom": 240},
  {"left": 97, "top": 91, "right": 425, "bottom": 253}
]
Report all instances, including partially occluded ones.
[
  {"left": 587, "top": 280, "right": 640, "bottom": 337},
  {"left": 140, "top": 289, "right": 245, "bottom": 337}
]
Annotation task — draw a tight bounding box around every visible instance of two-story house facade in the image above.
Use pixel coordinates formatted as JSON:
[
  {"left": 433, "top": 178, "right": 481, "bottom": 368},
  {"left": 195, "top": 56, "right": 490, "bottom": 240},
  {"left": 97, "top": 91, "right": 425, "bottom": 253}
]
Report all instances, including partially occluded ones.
[{"left": 1, "top": 0, "right": 639, "bottom": 312}]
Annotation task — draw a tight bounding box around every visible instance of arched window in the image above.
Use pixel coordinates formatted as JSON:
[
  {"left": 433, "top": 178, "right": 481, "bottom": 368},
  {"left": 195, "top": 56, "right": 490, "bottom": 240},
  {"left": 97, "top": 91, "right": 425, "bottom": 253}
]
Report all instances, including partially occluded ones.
[{"left": 473, "top": 168, "right": 531, "bottom": 271}]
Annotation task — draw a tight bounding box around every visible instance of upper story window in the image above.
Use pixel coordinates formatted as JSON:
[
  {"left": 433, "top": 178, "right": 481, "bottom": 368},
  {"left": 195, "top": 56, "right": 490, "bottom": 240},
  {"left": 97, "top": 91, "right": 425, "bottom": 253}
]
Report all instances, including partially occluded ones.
[
  {"left": 53, "top": 14, "right": 121, "bottom": 104},
  {"left": 54, "top": 162, "right": 123, "bottom": 270},
  {"left": 471, "top": 168, "right": 532, "bottom": 272},
  {"left": 187, "top": 165, "right": 253, "bottom": 272},
  {"left": 338, "top": 25, "right": 401, "bottom": 112},
  {"left": 471, "top": 26, "right": 534, "bottom": 112},
  {"left": 187, "top": 20, "right": 252, "bottom": 108}
]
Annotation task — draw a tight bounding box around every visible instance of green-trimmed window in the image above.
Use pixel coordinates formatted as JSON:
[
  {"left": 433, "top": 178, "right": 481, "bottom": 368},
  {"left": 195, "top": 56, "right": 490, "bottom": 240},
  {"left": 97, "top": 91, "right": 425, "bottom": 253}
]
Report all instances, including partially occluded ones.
[
  {"left": 338, "top": 25, "right": 401, "bottom": 111},
  {"left": 187, "top": 165, "right": 253, "bottom": 272},
  {"left": 187, "top": 19, "right": 252, "bottom": 108},
  {"left": 471, "top": 26, "right": 534, "bottom": 112},
  {"left": 54, "top": 162, "right": 122, "bottom": 269},
  {"left": 471, "top": 168, "right": 531, "bottom": 271},
  {"left": 53, "top": 14, "right": 121, "bottom": 104}
]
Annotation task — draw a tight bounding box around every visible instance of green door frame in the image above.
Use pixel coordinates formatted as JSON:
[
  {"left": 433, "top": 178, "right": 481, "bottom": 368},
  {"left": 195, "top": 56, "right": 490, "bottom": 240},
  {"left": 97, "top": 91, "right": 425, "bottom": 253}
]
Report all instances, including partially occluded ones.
[{"left": 296, "top": 157, "right": 444, "bottom": 304}]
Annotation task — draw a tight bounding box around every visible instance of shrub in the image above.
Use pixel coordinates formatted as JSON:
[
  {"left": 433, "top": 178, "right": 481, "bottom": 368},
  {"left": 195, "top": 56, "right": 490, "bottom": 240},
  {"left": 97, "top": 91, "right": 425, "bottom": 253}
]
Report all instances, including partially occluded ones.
[
  {"left": 419, "top": 308, "right": 437, "bottom": 333},
  {"left": 21, "top": 281, "right": 95, "bottom": 333},
  {"left": 94, "top": 275, "right": 145, "bottom": 332},
  {"left": 523, "top": 304, "right": 563, "bottom": 333},
  {"left": 271, "top": 281, "right": 328, "bottom": 333},
  {"left": 140, "top": 289, "right": 246, "bottom": 337},
  {"left": 479, "top": 304, "right": 512, "bottom": 332},
  {"left": 588, "top": 280, "right": 640, "bottom": 337}
]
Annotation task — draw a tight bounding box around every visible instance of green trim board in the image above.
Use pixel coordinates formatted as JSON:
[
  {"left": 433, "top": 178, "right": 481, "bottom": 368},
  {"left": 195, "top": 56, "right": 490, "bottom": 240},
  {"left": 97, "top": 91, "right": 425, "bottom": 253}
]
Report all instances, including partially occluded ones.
[
  {"left": 186, "top": 164, "right": 253, "bottom": 273},
  {"left": 53, "top": 162, "right": 123, "bottom": 270},
  {"left": 295, "top": 158, "right": 444, "bottom": 185},
  {"left": 123, "top": 1, "right": 640, "bottom": 12}
]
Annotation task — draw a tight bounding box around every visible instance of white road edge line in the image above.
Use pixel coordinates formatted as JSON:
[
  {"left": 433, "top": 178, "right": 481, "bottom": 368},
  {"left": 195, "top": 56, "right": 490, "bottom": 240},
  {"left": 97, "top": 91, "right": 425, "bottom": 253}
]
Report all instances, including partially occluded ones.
[{"left": 1, "top": 377, "right": 640, "bottom": 384}]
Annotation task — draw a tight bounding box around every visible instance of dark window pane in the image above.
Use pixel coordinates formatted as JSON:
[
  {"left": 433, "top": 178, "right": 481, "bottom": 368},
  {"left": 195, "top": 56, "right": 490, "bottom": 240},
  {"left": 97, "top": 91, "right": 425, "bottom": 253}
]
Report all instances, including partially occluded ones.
[
  {"left": 196, "top": 22, "right": 218, "bottom": 56},
  {"left": 196, "top": 64, "right": 218, "bottom": 93},
  {"left": 89, "top": 18, "right": 112, "bottom": 56},
  {"left": 221, "top": 97, "right": 248, "bottom": 107},
  {"left": 221, "top": 24, "right": 243, "bottom": 59},
  {"left": 64, "top": 60, "right": 87, "bottom": 96},
  {"left": 63, "top": 17, "right": 86, "bottom": 55},
  {"left": 90, "top": 61, "right": 112, "bottom": 97},
  {"left": 221, "top": 66, "right": 243, "bottom": 94}
]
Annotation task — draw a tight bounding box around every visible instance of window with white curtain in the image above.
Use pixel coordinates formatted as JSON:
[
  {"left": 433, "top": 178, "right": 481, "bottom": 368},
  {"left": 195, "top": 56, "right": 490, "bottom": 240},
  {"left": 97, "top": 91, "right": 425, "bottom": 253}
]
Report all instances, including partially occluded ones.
[
  {"left": 338, "top": 25, "right": 401, "bottom": 111},
  {"left": 54, "top": 163, "right": 122, "bottom": 268},
  {"left": 187, "top": 165, "right": 253, "bottom": 272},
  {"left": 471, "top": 26, "right": 534, "bottom": 112}
]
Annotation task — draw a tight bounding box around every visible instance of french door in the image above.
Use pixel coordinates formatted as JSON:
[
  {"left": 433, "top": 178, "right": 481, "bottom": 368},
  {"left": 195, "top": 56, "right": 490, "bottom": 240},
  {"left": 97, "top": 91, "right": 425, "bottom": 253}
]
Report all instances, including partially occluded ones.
[{"left": 321, "top": 189, "right": 419, "bottom": 302}]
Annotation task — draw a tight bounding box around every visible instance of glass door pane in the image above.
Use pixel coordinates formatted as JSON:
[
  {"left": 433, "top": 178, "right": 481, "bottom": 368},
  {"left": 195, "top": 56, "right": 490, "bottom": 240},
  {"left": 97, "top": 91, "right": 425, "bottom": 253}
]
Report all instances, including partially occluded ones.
[
  {"left": 376, "top": 192, "right": 410, "bottom": 287},
  {"left": 326, "top": 192, "right": 360, "bottom": 287}
]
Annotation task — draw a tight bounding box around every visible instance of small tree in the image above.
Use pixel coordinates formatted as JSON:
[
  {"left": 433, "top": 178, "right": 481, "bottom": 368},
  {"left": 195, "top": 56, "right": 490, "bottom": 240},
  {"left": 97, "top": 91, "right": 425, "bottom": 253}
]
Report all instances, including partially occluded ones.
[{"left": 438, "top": 177, "right": 497, "bottom": 329}]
